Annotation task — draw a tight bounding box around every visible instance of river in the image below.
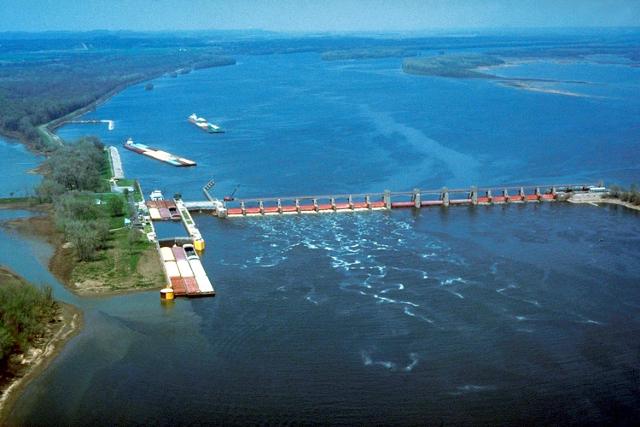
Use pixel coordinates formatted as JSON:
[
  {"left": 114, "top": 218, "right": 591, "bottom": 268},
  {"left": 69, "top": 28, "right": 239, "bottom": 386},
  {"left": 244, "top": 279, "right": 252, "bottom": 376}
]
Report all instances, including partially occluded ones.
[{"left": 4, "top": 45, "right": 640, "bottom": 424}]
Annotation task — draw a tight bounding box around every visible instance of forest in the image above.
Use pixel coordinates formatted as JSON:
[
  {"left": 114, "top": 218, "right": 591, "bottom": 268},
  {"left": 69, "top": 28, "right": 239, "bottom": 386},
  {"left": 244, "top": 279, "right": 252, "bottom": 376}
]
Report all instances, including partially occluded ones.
[
  {"left": 0, "top": 36, "right": 235, "bottom": 151},
  {"left": 2, "top": 30, "right": 638, "bottom": 152},
  {"left": 36, "top": 137, "right": 127, "bottom": 261}
]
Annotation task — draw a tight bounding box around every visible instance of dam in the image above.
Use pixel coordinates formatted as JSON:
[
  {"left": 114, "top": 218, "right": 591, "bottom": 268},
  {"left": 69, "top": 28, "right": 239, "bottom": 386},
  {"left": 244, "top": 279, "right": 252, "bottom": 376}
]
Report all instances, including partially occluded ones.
[{"left": 183, "top": 182, "right": 605, "bottom": 218}]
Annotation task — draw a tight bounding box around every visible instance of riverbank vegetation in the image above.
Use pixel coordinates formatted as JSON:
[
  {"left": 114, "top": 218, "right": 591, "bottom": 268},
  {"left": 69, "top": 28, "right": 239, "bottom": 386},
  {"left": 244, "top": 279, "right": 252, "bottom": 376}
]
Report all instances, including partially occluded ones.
[
  {"left": 321, "top": 47, "right": 417, "bottom": 61},
  {"left": 0, "top": 267, "right": 81, "bottom": 421},
  {"left": 0, "top": 269, "right": 57, "bottom": 365},
  {"left": 22, "top": 135, "right": 164, "bottom": 293},
  {"left": 607, "top": 184, "right": 640, "bottom": 206},
  {"left": 33, "top": 137, "right": 121, "bottom": 261},
  {"left": 3, "top": 30, "right": 640, "bottom": 152},
  {"left": 402, "top": 54, "right": 504, "bottom": 78},
  {"left": 0, "top": 35, "right": 236, "bottom": 152}
]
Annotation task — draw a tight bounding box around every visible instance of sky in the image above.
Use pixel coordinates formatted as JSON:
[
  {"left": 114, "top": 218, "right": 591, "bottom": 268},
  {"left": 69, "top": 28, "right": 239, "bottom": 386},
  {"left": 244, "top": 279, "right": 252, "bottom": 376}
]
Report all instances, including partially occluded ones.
[{"left": 0, "top": 0, "right": 638, "bottom": 32}]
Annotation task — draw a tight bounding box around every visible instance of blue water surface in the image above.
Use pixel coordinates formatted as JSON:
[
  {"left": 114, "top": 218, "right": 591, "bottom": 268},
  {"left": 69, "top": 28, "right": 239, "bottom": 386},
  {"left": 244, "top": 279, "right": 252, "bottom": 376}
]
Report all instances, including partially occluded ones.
[{"left": 6, "top": 45, "right": 640, "bottom": 425}]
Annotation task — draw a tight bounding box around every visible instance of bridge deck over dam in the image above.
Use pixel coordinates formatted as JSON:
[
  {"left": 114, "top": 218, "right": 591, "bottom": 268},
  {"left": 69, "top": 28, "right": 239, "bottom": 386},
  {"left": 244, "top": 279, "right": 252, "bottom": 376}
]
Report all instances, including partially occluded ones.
[{"left": 182, "top": 183, "right": 605, "bottom": 218}]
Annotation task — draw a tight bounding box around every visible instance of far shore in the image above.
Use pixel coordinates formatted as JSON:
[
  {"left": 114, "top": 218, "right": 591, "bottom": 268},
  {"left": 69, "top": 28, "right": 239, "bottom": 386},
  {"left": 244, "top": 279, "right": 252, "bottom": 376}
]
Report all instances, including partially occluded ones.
[
  {"left": 569, "top": 197, "right": 640, "bottom": 212},
  {"left": 0, "top": 59, "right": 235, "bottom": 155}
]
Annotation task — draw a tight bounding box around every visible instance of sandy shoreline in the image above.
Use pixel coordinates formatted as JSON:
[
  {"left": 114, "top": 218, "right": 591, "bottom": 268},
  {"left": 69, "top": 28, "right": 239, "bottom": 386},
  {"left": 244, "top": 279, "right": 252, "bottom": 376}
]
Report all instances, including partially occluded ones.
[
  {"left": 0, "top": 272, "right": 83, "bottom": 424},
  {"left": 569, "top": 197, "right": 640, "bottom": 212},
  {"left": 476, "top": 57, "right": 594, "bottom": 98}
]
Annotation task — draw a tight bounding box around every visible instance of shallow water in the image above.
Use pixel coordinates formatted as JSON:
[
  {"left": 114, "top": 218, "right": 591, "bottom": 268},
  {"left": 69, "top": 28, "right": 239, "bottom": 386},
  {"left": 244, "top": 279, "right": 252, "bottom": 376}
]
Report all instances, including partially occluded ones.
[
  {"left": 0, "top": 137, "right": 42, "bottom": 197},
  {"left": 6, "top": 44, "right": 640, "bottom": 424}
]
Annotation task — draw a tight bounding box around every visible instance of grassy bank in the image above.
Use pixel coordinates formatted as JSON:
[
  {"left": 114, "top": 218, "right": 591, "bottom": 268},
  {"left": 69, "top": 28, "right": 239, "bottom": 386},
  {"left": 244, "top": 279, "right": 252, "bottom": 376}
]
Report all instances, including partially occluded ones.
[
  {"left": 11, "top": 135, "right": 165, "bottom": 296},
  {"left": 63, "top": 228, "right": 164, "bottom": 295}
]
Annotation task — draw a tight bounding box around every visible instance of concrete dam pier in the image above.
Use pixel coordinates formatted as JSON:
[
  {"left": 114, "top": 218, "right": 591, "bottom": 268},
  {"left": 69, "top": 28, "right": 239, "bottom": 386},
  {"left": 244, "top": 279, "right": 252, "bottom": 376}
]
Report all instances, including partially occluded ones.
[{"left": 184, "top": 182, "right": 606, "bottom": 218}]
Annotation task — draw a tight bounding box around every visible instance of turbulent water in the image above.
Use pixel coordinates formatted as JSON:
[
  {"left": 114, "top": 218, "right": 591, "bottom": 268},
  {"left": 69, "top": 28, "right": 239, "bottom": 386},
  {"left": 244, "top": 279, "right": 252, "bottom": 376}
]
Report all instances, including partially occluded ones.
[{"left": 5, "top": 39, "right": 640, "bottom": 424}]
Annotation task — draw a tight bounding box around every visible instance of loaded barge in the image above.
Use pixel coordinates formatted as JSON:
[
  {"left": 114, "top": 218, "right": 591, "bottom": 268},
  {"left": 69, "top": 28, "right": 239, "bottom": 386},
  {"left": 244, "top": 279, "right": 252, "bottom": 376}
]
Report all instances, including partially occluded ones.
[
  {"left": 123, "top": 138, "right": 196, "bottom": 167},
  {"left": 188, "top": 113, "right": 224, "bottom": 133},
  {"left": 145, "top": 190, "right": 213, "bottom": 299},
  {"left": 159, "top": 243, "right": 215, "bottom": 297}
]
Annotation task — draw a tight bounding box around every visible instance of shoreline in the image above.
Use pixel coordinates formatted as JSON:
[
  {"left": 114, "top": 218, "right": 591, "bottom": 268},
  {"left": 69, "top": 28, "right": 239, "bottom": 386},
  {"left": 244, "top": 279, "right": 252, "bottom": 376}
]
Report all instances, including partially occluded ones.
[
  {"left": 569, "top": 197, "right": 640, "bottom": 212},
  {"left": 0, "top": 204, "right": 164, "bottom": 298},
  {"left": 0, "top": 60, "right": 236, "bottom": 155},
  {"left": 0, "top": 269, "right": 83, "bottom": 424}
]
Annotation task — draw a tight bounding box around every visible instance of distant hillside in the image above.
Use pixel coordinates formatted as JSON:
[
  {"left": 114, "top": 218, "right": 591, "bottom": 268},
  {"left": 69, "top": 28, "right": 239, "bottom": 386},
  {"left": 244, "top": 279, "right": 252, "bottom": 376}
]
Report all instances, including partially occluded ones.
[{"left": 322, "top": 47, "right": 417, "bottom": 61}]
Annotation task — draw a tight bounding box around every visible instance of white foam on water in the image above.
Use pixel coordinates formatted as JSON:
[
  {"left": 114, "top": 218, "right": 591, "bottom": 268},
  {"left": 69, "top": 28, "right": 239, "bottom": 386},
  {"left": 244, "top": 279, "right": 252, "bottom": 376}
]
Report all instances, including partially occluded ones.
[
  {"left": 305, "top": 296, "right": 319, "bottom": 305},
  {"left": 574, "top": 316, "right": 603, "bottom": 325},
  {"left": 371, "top": 241, "right": 391, "bottom": 250},
  {"left": 496, "top": 283, "right": 518, "bottom": 293},
  {"left": 515, "top": 315, "right": 528, "bottom": 321},
  {"left": 380, "top": 283, "right": 404, "bottom": 294},
  {"left": 403, "top": 306, "right": 434, "bottom": 324},
  {"left": 360, "top": 351, "right": 397, "bottom": 370},
  {"left": 330, "top": 255, "right": 362, "bottom": 270},
  {"left": 303, "top": 240, "right": 319, "bottom": 250},
  {"left": 456, "top": 384, "right": 496, "bottom": 393},
  {"left": 421, "top": 252, "right": 437, "bottom": 258},
  {"left": 403, "top": 353, "right": 420, "bottom": 372},
  {"left": 450, "top": 291, "right": 465, "bottom": 299},
  {"left": 373, "top": 294, "right": 397, "bottom": 304},
  {"left": 440, "top": 277, "right": 467, "bottom": 286},
  {"left": 372, "top": 293, "right": 420, "bottom": 307},
  {"left": 490, "top": 262, "right": 499, "bottom": 275},
  {"left": 361, "top": 351, "right": 420, "bottom": 372},
  {"left": 276, "top": 285, "right": 286, "bottom": 292},
  {"left": 446, "top": 255, "right": 469, "bottom": 267}
]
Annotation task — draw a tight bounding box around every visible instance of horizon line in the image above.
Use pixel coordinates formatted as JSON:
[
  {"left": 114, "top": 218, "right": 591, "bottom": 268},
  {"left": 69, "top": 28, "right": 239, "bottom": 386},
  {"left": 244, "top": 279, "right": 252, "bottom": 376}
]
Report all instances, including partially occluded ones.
[{"left": 2, "top": 25, "right": 640, "bottom": 36}]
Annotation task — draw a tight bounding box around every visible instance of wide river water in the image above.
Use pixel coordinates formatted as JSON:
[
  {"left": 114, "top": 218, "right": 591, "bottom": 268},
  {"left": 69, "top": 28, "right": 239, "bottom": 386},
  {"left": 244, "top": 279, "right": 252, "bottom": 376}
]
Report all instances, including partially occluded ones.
[{"left": 4, "top": 50, "right": 640, "bottom": 424}]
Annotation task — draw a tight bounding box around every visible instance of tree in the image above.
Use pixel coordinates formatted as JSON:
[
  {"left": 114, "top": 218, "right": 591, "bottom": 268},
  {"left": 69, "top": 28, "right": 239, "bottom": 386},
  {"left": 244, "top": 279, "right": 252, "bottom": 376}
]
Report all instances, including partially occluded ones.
[
  {"left": 35, "top": 178, "right": 65, "bottom": 203},
  {"left": 107, "top": 196, "right": 125, "bottom": 217},
  {"left": 65, "top": 220, "right": 100, "bottom": 261}
]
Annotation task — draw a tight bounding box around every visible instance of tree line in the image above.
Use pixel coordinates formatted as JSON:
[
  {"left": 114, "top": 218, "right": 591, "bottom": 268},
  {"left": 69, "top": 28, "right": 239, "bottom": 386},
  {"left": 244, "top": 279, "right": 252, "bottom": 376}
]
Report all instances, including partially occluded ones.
[
  {"left": 36, "top": 137, "right": 127, "bottom": 261},
  {"left": 608, "top": 184, "right": 640, "bottom": 206},
  {"left": 0, "top": 275, "right": 57, "bottom": 366},
  {"left": 0, "top": 48, "right": 235, "bottom": 152}
]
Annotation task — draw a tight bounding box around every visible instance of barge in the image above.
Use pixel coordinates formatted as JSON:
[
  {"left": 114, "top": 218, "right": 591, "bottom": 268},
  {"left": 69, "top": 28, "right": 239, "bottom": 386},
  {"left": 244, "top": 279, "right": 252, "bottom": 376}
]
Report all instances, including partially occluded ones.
[
  {"left": 188, "top": 113, "right": 224, "bottom": 133},
  {"left": 146, "top": 191, "right": 182, "bottom": 221},
  {"left": 123, "top": 138, "right": 196, "bottom": 167},
  {"left": 159, "top": 244, "right": 215, "bottom": 297}
]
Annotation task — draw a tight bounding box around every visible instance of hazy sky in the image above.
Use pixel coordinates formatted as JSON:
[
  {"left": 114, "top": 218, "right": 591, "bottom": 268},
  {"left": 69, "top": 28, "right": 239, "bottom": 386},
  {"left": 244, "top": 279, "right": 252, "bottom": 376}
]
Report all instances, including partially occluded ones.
[{"left": 1, "top": 0, "right": 638, "bottom": 32}]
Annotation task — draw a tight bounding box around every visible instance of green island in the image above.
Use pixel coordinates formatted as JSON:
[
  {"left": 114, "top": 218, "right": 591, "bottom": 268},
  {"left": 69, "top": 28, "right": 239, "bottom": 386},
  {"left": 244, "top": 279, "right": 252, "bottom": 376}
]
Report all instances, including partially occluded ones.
[
  {"left": 321, "top": 47, "right": 417, "bottom": 61},
  {"left": 402, "top": 53, "right": 505, "bottom": 78}
]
